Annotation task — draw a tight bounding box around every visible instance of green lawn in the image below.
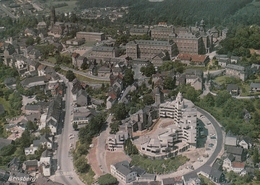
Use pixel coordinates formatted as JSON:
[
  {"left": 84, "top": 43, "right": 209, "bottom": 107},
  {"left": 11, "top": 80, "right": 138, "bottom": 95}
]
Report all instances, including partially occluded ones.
[{"left": 130, "top": 155, "right": 189, "bottom": 174}]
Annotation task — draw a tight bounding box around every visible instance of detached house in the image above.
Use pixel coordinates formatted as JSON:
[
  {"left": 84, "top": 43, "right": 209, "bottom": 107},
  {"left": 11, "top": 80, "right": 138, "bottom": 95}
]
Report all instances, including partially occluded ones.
[
  {"left": 24, "top": 134, "right": 52, "bottom": 155},
  {"left": 76, "top": 89, "right": 91, "bottom": 107},
  {"left": 225, "top": 64, "right": 249, "bottom": 81},
  {"left": 111, "top": 161, "right": 137, "bottom": 183},
  {"left": 250, "top": 82, "right": 260, "bottom": 92}
]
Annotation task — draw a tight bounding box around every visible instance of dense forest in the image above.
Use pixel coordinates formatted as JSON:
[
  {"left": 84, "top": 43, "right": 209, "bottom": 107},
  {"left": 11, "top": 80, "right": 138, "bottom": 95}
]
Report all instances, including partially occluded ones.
[
  {"left": 76, "top": 0, "right": 253, "bottom": 27},
  {"left": 76, "top": 0, "right": 140, "bottom": 9}
]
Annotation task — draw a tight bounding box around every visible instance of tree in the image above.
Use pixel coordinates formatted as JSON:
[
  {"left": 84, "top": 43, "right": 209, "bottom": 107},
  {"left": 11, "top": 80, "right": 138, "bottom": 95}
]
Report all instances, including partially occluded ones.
[
  {"left": 143, "top": 94, "right": 154, "bottom": 105},
  {"left": 111, "top": 103, "right": 127, "bottom": 120},
  {"left": 81, "top": 61, "right": 88, "bottom": 70},
  {"left": 124, "top": 139, "right": 138, "bottom": 155},
  {"left": 163, "top": 76, "right": 175, "bottom": 90},
  {"left": 203, "top": 93, "right": 215, "bottom": 107},
  {"left": 253, "top": 148, "right": 259, "bottom": 166},
  {"left": 110, "top": 122, "right": 119, "bottom": 134},
  {"left": 74, "top": 156, "right": 90, "bottom": 173},
  {"left": 26, "top": 121, "right": 38, "bottom": 132},
  {"left": 26, "top": 36, "right": 34, "bottom": 46},
  {"left": 141, "top": 64, "right": 156, "bottom": 77},
  {"left": 215, "top": 91, "right": 232, "bottom": 107},
  {"left": 123, "top": 69, "right": 134, "bottom": 86},
  {"left": 98, "top": 174, "right": 118, "bottom": 185},
  {"left": 66, "top": 70, "right": 76, "bottom": 82},
  {"left": 73, "top": 122, "right": 78, "bottom": 131}
]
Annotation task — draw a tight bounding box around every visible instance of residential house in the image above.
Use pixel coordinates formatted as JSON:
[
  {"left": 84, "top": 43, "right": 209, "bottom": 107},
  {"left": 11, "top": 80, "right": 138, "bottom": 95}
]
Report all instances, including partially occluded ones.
[
  {"left": 209, "top": 168, "right": 225, "bottom": 183},
  {"left": 24, "top": 104, "right": 42, "bottom": 115},
  {"left": 39, "top": 150, "right": 51, "bottom": 176},
  {"left": 182, "top": 173, "right": 201, "bottom": 185},
  {"left": 238, "top": 137, "right": 252, "bottom": 149},
  {"left": 223, "top": 154, "right": 235, "bottom": 171},
  {"left": 225, "top": 64, "right": 249, "bottom": 81},
  {"left": 218, "top": 58, "right": 230, "bottom": 67},
  {"left": 23, "top": 160, "right": 38, "bottom": 172},
  {"left": 7, "top": 157, "right": 21, "bottom": 172},
  {"left": 37, "top": 22, "right": 47, "bottom": 30},
  {"left": 98, "top": 65, "right": 111, "bottom": 77},
  {"left": 231, "top": 56, "right": 240, "bottom": 63},
  {"left": 8, "top": 171, "right": 32, "bottom": 185},
  {"left": 227, "top": 84, "right": 240, "bottom": 96},
  {"left": 76, "top": 89, "right": 91, "bottom": 107},
  {"left": 250, "top": 82, "right": 260, "bottom": 92},
  {"left": 151, "top": 50, "right": 170, "bottom": 67},
  {"left": 226, "top": 146, "right": 247, "bottom": 162},
  {"left": 72, "top": 108, "right": 96, "bottom": 125},
  {"left": 24, "top": 134, "right": 52, "bottom": 155},
  {"left": 231, "top": 162, "right": 245, "bottom": 174},
  {"left": 71, "top": 78, "right": 84, "bottom": 96},
  {"left": 110, "top": 161, "right": 137, "bottom": 183},
  {"left": 185, "top": 69, "right": 203, "bottom": 90},
  {"left": 46, "top": 95, "right": 62, "bottom": 135},
  {"left": 177, "top": 53, "right": 209, "bottom": 66},
  {"left": 106, "top": 92, "right": 117, "bottom": 109}
]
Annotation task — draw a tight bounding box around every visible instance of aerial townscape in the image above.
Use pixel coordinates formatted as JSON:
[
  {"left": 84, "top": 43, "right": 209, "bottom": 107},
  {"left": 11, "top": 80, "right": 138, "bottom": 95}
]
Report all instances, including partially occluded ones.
[{"left": 1, "top": 0, "right": 260, "bottom": 185}]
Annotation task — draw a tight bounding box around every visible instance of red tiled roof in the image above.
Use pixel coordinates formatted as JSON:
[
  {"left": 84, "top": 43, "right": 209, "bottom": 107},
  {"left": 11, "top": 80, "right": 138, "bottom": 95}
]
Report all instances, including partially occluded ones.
[
  {"left": 110, "top": 93, "right": 117, "bottom": 100},
  {"left": 191, "top": 55, "right": 208, "bottom": 63},
  {"left": 177, "top": 53, "right": 192, "bottom": 61},
  {"left": 232, "top": 162, "right": 245, "bottom": 168}
]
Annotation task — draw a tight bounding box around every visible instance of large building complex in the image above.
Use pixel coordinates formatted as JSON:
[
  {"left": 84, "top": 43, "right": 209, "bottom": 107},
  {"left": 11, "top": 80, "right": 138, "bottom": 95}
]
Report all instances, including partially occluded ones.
[
  {"left": 150, "top": 26, "right": 174, "bottom": 40},
  {"left": 76, "top": 32, "right": 105, "bottom": 42},
  {"left": 140, "top": 93, "right": 198, "bottom": 158},
  {"left": 126, "top": 40, "right": 178, "bottom": 60}
]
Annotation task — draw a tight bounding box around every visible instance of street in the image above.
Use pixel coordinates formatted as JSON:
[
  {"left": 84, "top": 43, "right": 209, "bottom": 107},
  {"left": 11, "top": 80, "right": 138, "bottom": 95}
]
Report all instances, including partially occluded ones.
[{"left": 51, "top": 75, "right": 85, "bottom": 185}]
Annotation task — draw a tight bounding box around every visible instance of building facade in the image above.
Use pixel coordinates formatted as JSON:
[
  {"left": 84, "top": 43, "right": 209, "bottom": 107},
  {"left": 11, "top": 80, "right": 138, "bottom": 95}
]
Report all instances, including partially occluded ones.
[
  {"left": 76, "top": 32, "right": 105, "bottom": 42},
  {"left": 126, "top": 40, "right": 178, "bottom": 60}
]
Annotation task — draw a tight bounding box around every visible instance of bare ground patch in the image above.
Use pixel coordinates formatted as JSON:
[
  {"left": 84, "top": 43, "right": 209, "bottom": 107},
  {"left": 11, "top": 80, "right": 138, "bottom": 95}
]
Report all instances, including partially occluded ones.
[
  {"left": 87, "top": 138, "right": 103, "bottom": 178},
  {"left": 106, "top": 151, "right": 131, "bottom": 173}
]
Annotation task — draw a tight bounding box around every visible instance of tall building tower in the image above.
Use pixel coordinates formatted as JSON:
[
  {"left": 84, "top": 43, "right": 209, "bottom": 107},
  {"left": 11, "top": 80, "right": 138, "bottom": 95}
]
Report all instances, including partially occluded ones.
[{"left": 50, "top": 6, "right": 56, "bottom": 28}]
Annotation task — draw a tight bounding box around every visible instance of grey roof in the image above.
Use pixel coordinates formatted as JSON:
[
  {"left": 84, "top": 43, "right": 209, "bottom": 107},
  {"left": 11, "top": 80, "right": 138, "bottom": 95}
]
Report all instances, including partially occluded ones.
[
  {"left": 46, "top": 95, "right": 62, "bottom": 124},
  {"left": 114, "top": 161, "right": 132, "bottom": 176},
  {"left": 24, "top": 160, "right": 38, "bottom": 167},
  {"left": 4, "top": 77, "right": 16, "bottom": 86},
  {"left": 250, "top": 82, "right": 260, "bottom": 89},
  {"left": 41, "top": 149, "right": 52, "bottom": 158},
  {"left": 130, "top": 28, "right": 149, "bottom": 33},
  {"left": 7, "top": 157, "right": 20, "bottom": 169},
  {"left": 76, "top": 89, "right": 88, "bottom": 98},
  {"left": 225, "top": 131, "right": 237, "bottom": 146},
  {"left": 227, "top": 84, "right": 239, "bottom": 91},
  {"left": 133, "top": 182, "right": 148, "bottom": 185},
  {"left": 226, "top": 146, "right": 244, "bottom": 155},
  {"left": 210, "top": 168, "right": 223, "bottom": 179},
  {"left": 34, "top": 175, "right": 63, "bottom": 185},
  {"left": 227, "top": 154, "right": 235, "bottom": 162},
  {"left": 162, "top": 178, "right": 175, "bottom": 185},
  {"left": 226, "top": 64, "right": 245, "bottom": 71},
  {"left": 128, "top": 40, "right": 173, "bottom": 46},
  {"left": 21, "top": 76, "right": 48, "bottom": 87},
  {"left": 92, "top": 46, "right": 115, "bottom": 52},
  {"left": 0, "top": 169, "right": 10, "bottom": 182},
  {"left": 131, "top": 166, "right": 145, "bottom": 176},
  {"left": 25, "top": 104, "right": 41, "bottom": 111}
]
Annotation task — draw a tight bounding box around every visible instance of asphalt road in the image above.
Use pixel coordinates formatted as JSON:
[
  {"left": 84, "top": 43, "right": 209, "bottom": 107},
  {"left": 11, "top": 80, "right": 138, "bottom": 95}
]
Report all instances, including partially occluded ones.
[
  {"left": 184, "top": 107, "right": 224, "bottom": 178},
  {"left": 54, "top": 75, "right": 85, "bottom": 185}
]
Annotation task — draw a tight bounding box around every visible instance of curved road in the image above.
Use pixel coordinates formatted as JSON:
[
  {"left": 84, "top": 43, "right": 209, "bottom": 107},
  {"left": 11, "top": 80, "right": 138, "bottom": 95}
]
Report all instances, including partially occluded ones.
[{"left": 183, "top": 107, "right": 224, "bottom": 178}]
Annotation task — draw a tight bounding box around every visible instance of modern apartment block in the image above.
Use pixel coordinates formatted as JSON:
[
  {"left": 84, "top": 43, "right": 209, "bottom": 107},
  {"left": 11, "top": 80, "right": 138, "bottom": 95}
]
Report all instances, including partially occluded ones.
[
  {"left": 76, "top": 32, "right": 105, "bottom": 42},
  {"left": 140, "top": 93, "right": 198, "bottom": 158},
  {"left": 126, "top": 40, "right": 178, "bottom": 60}
]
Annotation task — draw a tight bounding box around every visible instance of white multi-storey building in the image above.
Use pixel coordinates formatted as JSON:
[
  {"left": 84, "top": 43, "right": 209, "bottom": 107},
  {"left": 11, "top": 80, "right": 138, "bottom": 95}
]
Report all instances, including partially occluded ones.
[{"left": 140, "top": 92, "right": 198, "bottom": 158}]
